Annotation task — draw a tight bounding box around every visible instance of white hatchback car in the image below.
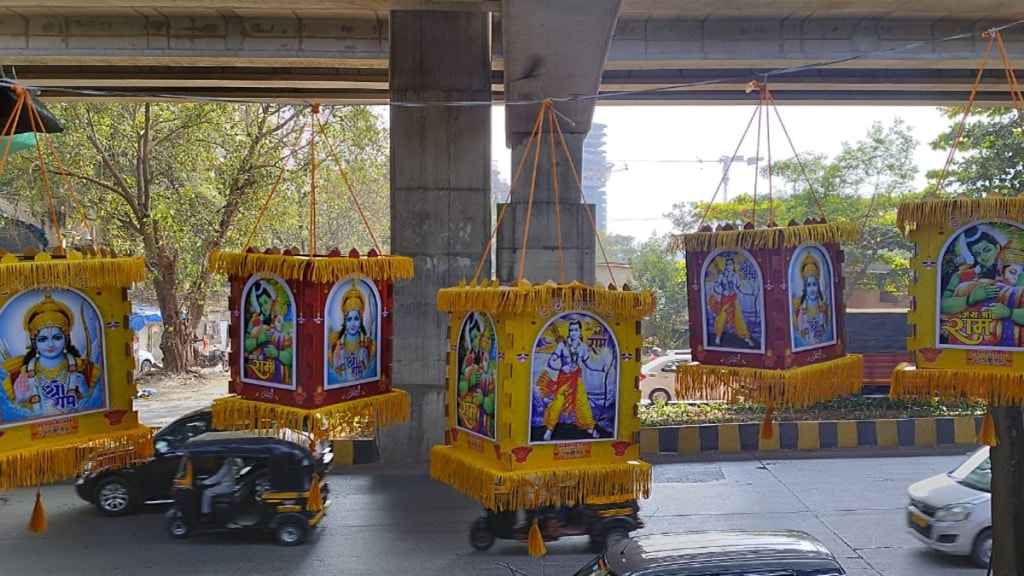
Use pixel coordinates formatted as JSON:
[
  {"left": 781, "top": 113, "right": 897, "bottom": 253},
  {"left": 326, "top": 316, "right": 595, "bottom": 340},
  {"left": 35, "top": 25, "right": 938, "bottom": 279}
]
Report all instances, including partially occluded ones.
[
  {"left": 638, "top": 352, "right": 690, "bottom": 404},
  {"left": 907, "top": 446, "right": 991, "bottom": 568}
]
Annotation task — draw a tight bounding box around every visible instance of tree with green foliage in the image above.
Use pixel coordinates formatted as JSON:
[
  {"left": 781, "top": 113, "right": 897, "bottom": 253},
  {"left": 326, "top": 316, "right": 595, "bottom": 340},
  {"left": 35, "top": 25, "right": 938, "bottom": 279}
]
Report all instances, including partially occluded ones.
[
  {"left": 628, "top": 237, "right": 688, "bottom": 350},
  {"left": 929, "top": 105, "right": 1024, "bottom": 575},
  {"left": 1, "top": 103, "right": 389, "bottom": 372},
  {"left": 668, "top": 120, "right": 921, "bottom": 299}
]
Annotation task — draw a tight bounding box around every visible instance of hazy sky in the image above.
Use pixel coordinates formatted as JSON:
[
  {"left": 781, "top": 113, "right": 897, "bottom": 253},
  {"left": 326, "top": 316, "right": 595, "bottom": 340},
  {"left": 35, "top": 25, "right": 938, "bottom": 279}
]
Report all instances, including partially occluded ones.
[{"left": 490, "top": 105, "right": 951, "bottom": 241}]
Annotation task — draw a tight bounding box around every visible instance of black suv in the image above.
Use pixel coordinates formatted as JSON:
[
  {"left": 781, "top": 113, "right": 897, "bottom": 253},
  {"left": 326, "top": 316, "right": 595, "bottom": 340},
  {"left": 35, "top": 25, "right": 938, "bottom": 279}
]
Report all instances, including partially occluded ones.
[
  {"left": 76, "top": 408, "right": 217, "bottom": 516},
  {"left": 75, "top": 407, "right": 332, "bottom": 516}
]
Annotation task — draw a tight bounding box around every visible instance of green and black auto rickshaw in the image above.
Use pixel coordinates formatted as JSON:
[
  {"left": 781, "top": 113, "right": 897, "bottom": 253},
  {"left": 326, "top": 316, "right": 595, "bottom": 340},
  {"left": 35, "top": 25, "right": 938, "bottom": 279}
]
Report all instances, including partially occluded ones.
[{"left": 166, "top": 431, "right": 333, "bottom": 546}]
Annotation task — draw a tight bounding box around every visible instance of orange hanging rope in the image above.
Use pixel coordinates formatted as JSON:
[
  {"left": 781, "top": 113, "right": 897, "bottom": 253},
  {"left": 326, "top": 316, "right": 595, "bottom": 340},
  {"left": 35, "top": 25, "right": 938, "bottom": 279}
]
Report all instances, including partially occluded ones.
[
  {"left": 19, "top": 89, "right": 66, "bottom": 252},
  {"left": 315, "top": 115, "right": 383, "bottom": 255},
  {"left": 470, "top": 103, "right": 546, "bottom": 284},
  {"left": 695, "top": 106, "right": 759, "bottom": 230},
  {"left": 751, "top": 83, "right": 766, "bottom": 225},
  {"left": 549, "top": 106, "right": 618, "bottom": 287},
  {"left": 517, "top": 101, "right": 548, "bottom": 283},
  {"left": 763, "top": 86, "right": 827, "bottom": 220},
  {"left": 243, "top": 112, "right": 307, "bottom": 251},
  {"left": 934, "top": 32, "right": 995, "bottom": 194},
  {"left": 546, "top": 106, "right": 566, "bottom": 284},
  {"left": 994, "top": 31, "right": 1024, "bottom": 131},
  {"left": 309, "top": 103, "right": 319, "bottom": 256},
  {"left": 0, "top": 87, "right": 27, "bottom": 183}
]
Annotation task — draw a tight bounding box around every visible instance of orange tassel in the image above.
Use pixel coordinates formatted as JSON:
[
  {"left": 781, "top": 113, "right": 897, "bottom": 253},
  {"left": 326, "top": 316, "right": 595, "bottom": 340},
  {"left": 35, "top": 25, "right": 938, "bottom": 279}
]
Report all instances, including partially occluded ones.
[
  {"left": 980, "top": 411, "right": 998, "bottom": 447},
  {"left": 28, "top": 489, "right": 46, "bottom": 533},
  {"left": 527, "top": 518, "right": 546, "bottom": 557},
  {"left": 307, "top": 473, "right": 323, "bottom": 512},
  {"left": 760, "top": 404, "right": 775, "bottom": 440}
]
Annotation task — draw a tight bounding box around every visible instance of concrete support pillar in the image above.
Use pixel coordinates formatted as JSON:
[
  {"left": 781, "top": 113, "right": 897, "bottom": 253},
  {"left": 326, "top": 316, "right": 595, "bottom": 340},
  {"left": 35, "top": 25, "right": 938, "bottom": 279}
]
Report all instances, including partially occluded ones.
[
  {"left": 384, "top": 11, "right": 492, "bottom": 462},
  {"left": 497, "top": 0, "right": 621, "bottom": 285}
]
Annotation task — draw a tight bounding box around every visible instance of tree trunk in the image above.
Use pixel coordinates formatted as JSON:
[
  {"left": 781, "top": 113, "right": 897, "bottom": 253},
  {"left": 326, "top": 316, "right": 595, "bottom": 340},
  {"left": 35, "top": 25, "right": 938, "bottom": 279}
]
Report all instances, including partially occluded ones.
[{"left": 990, "top": 406, "right": 1024, "bottom": 575}]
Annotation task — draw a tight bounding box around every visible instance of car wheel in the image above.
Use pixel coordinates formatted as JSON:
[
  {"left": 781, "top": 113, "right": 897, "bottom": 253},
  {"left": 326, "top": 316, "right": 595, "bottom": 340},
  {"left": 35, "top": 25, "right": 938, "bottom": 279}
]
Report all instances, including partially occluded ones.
[
  {"left": 167, "top": 516, "right": 191, "bottom": 539},
  {"left": 603, "top": 526, "right": 630, "bottom": 549},
  {"left": 275, "top": 521, "right": 308, "bottom": 546},
  {"left": 470, "top": 527, "right": 495, "bottom": 551},
  {"left": 972, "top": 528, "right": 992, "bottom": 569},
  {"left": 94, "top": 476, "right": 137, "bottom": 517},
  {"left": 140, "top": 359, "right": 153, "bottom": 373},
  {"left": 648, "top": 388, "right": 671, "bottom": 404}
]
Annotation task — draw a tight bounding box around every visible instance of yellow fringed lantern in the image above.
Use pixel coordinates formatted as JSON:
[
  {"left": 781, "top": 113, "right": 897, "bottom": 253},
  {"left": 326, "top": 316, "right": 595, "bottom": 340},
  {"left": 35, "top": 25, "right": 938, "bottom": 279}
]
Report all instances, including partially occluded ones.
[
  {"left": 891, "top": 197, "right": 1024, "bottom": 445},
  {"left": 430, "top": 280, "right": 655, "bottom": 513},
  {"left": 669, "top": 221, "right": 864, "bottom": 418},
  {"left": 208, "top": 246, "right": 413, "bottom": 442},
  {"left": 0, "top": 250, "right": 154, "bottom": 492}
]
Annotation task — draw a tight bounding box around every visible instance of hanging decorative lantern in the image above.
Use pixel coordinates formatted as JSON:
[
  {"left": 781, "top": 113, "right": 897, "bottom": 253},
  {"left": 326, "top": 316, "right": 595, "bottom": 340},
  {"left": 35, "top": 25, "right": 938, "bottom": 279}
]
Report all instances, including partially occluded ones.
[
  {"left": 0, "top": 85, "right": 151, "bottom": 535},
  {"left": 208, "top": 104, "right": 413, "bottom": 441},
  {"left": 670, "top": 221, "right": 864, "bottom": 432},
  {"left": 429, "top": 100, "right": 656, "bottom": 557},
  {"left": 0, "top": 250, "right": 153, "bottom": 491},
  {"left": 209, "top": 247, "right": 413, "bottom": 439},
  {"left": 431, "top": 281, "right": 655, "bottom": 512},
  {"left": 891, "top": 196, "right": 1024, "bottom": 444},
  {"left": 668, "top": 82, "right": 863, "bottom": 435}
]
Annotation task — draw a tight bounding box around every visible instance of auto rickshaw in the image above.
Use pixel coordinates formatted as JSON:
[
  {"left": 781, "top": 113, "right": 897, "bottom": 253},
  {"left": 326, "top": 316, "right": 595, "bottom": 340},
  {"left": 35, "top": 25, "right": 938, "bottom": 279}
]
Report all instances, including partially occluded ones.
[
  {"left": 165, "top": 431, "right": 333, "bottom": 546},
  {"left": 469, "top": 495, "right": 643, "bottom": 552}
]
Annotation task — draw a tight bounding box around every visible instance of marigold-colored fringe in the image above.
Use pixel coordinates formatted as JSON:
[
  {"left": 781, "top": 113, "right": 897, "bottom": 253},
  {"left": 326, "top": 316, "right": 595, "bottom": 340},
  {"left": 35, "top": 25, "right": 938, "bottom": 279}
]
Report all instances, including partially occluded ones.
[
  {"left": 889, "top": 363, "right": 1024, "bottom": 406},
  {"left": 209, "top": 251, "right": 415, "bottom": 283},
  {"left": 896, "top": 196, "right": 1024, "bottom": 235},
  {"left": 436, "top": 280, "right": 657, "bottom": 316},
  {"left": 676, "top": 355, "right": 863, "bottom": 408},
  {"left": 429, "top": 445, "right": 652, "bottom": 512},
  {"left": 211, "top": 390, "right": 411, "bottom": 442},
  {"left": 0, "top": 424, "right": 154, "bottom": 491},
  {"left": 666, "top": 222, "right": 861, "bottom": 253},
  {"left": 0, "top": 252, "right": 145, "bottom": 290}
]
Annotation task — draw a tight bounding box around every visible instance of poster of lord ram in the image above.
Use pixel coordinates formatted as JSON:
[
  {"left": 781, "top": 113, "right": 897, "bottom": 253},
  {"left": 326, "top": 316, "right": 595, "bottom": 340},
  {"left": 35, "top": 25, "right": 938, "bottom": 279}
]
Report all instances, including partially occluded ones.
[
  {"left": 789, "top": 244, "right": 836, "bottom": 351},
  {"left": 701, "top": 249, "right": 765, "bottom": 353},
  {"left": 530, "top": 311, "right": 618, "bottom": 443},
  {"left": 454, "top": 312, "right": 497, "bottom": 439},
  {"left": 241, "top": 275, "right": 296, "bottom": 389},
  {"left": 939, "top": 221, "right": 1024, "bottom": 349},
  {"left": 324, "top": 278, "right": 380, "bottom": 389},
  {"left": 0, "top": 289, "right": 106, "bottom": 426}
]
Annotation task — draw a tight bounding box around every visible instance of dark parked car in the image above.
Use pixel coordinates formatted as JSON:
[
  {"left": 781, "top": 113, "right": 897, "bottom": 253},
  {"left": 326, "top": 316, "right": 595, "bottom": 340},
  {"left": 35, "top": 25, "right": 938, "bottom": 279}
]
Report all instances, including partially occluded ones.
[
  {"left": 75, "top": 407, "right": 331, "bottom": 516},
  {"left": 574, "top": 530, "right": 846, "bottom": 576}
]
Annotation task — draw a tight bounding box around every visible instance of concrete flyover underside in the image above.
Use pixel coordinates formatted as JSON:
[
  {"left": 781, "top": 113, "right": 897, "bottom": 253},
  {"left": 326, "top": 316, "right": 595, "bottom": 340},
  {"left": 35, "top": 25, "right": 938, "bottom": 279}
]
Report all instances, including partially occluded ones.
[{"left": 0, "top": 0, "right": 1021, "bottom": 105}]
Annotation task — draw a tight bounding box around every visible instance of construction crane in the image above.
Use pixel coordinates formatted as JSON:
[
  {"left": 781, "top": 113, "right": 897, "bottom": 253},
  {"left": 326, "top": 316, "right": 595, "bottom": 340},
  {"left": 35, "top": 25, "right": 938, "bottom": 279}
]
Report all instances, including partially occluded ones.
[{"left": 617, "top": 155, "right": 763, "bottom": 202}]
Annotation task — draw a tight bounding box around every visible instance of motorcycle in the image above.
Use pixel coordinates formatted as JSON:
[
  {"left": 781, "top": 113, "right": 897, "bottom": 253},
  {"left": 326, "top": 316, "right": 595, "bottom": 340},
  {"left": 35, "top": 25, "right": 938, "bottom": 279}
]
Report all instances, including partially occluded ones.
[{"left": 197, "top": 348, "right": 229, "bottom": 371}]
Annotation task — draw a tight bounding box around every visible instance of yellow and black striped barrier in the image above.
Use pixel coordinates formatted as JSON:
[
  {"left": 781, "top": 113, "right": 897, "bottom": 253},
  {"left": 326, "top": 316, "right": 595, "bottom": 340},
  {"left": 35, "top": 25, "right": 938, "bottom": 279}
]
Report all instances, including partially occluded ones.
[
  {"left": 638, "top": 416, "right": 983, "bottom": 455},
  {"left": 331, "top": 439, "right": 378, "bottom": 465}
]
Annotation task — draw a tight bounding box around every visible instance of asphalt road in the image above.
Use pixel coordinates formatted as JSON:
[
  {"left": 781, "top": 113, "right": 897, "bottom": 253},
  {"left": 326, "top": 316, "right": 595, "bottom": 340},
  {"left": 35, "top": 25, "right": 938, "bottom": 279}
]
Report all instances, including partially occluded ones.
[{"left": 0, "top": 452, "right": 987, "bottom": 576}]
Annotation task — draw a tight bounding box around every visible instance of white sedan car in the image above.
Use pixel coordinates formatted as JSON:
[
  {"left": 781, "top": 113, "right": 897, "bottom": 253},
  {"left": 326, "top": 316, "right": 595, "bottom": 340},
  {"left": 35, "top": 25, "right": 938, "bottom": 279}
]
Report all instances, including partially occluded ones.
[
  {"left": 907, "top": 446, "right": 991, "bottom": 568},
  {"left": 638, "top": 352, "right": 690, "bottom": 404}
]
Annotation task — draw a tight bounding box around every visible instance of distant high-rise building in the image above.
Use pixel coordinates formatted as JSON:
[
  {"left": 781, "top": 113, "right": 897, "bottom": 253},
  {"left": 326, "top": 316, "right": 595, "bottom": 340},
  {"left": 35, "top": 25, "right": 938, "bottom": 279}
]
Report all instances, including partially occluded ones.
[{"left": 582, "top": 123, "right": 613, "bottom": 232}]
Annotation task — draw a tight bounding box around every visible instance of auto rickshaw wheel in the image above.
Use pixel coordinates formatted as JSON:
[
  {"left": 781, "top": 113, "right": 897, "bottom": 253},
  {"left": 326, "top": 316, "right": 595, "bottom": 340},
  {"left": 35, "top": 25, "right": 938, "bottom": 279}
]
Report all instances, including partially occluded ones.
[
  {"left": 167, "top": 516, "right": 191, "bottom": 539},
  {"left": 603, "top": 526, "right": 630, "bottom": 549},
  {"left": 470, "top": 526, "right": 495, "bottom": 551},
  {"left": 275, "top": 521, "right": 308, "bottom": 546}
]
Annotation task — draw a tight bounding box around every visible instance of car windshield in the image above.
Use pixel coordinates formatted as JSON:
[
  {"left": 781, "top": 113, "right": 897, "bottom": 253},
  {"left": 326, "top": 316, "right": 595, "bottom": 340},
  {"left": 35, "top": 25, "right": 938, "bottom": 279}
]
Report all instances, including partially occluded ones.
[{"left": 948, "top": 448, "right": 991, "bottom": 493}]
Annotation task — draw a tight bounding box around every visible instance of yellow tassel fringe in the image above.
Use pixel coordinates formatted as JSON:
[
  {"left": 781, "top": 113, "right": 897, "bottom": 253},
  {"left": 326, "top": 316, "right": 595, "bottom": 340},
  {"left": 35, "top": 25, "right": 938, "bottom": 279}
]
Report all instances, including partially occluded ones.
[
  {"left": 0, "top": 252, "right": 145, "bottom": 290},
  {"left": 211, "top": 390, "right": 411, "bottom": 442},
  {"left": 666, "top": 222, "right": 861, "bottom": 253},
  {"left": 429, "top": 445, "right": 652, "bottom": 512},
  {"left": 0, "top": 424, "right": 154, "bottom": 492},
  {"left": 896, "top": 196, "right": 1024, "bottom": 235},
  {"left": 436, "top": 280, "right": 657, "bottom": 316},
  {"left": 676, "top": 355, "right": 863, "bottom": 409},
  {"left": 890, "top": 364, "right": 1024, "bottom": 406},
  {"left": 209, "top": 251, "right": 414, "bottom": 283},
  {"left": 307, "top": 473, "right": 323, "bottom": 511},
  {"left": 527, "top": 519, "right": 546, "bottom": 557}
]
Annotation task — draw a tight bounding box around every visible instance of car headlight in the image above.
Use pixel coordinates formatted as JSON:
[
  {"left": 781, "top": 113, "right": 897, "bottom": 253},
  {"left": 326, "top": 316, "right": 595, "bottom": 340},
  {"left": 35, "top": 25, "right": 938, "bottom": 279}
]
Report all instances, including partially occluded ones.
[{"left": 934, "top": 503, "right": 972, "bottom": 522}]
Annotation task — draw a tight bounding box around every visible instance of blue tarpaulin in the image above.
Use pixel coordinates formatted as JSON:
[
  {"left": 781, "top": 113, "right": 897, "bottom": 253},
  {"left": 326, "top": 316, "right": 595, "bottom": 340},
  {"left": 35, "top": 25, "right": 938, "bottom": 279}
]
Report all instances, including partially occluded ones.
[{"left": 129, "top": 305, "right": 162, "bottom": 331}]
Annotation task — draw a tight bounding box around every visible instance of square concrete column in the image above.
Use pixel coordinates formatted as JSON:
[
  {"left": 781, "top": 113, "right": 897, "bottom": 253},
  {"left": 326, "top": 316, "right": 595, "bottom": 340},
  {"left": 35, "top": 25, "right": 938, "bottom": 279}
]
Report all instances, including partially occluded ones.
[{"left": 385, "top": 11, "right": 492, "bottom": 462}]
